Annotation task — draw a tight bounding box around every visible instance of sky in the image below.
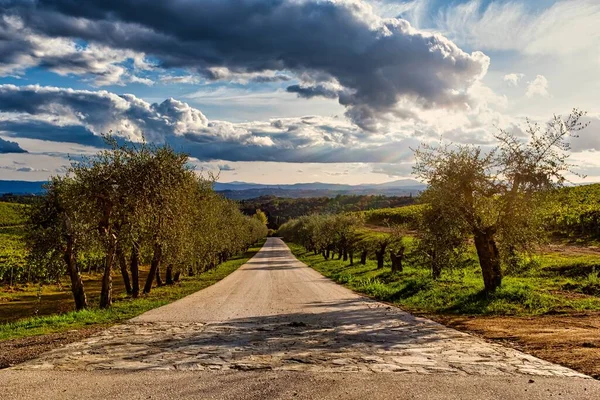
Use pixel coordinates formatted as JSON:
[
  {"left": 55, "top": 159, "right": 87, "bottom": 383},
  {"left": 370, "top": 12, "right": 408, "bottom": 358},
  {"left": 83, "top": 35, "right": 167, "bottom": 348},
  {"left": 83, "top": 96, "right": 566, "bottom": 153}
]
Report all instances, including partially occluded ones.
[{"left": 0, "top": 0, "right": 599, "bottom": 185}]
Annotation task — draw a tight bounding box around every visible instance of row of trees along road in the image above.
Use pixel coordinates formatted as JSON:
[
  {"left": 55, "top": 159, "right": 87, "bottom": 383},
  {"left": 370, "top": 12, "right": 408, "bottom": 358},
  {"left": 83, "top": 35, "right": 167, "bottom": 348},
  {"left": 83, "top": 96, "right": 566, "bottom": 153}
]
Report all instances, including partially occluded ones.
[
  {"left": 278, "top": 214, "right": 408, "bottom": 273},
  {"left": 24, "top": 136, "right": 267, "bottom": 310},
  {"left": 280, "top": 109, "right": 589, "bottom": 293}
]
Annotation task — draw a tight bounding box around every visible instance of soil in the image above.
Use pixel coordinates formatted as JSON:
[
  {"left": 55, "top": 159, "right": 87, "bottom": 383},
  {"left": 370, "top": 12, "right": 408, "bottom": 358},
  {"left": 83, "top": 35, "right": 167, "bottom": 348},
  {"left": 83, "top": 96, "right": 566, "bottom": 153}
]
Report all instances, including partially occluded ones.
[
  {"left": 0, "top": 327, "right": 104, "bottom": 368},
  {"left": 542, "top": 243, "right": 600, "bottom": 256},
  {"left": 430, "top": 312, "right": 600, "bottom": 379}
]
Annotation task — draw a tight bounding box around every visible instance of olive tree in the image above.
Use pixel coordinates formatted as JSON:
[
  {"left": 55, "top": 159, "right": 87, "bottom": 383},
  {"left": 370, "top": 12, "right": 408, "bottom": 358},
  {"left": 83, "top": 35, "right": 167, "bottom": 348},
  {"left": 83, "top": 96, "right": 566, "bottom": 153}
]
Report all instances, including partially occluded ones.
[
  {"left": 414, "top": 109, "right": 589, "bottom": 292},
  {"left": 25, "top": 177, "right": 91, "bottom": 310}
]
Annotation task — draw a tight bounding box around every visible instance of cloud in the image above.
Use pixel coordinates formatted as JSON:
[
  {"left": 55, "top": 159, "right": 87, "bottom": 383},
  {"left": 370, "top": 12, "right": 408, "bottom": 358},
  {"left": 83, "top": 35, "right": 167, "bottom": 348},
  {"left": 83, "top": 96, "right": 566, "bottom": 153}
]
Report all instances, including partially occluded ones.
[
  {"left": 159, "top": 75, "right": 201, "bottom": 85},
  {"left": 0, "top": 136, "right": 27, "bottom": 153},
  {"left": 503, "top": 73, "right": 524, "bottom": 87},
  {"left": 3, "top": 0, "right": 489, "bottom": 128},
  {"left": 371, "top": 162, "right": 414, "bottom": 177},
  {"left": 525, "top": 75, "right": 549, "bottom": 98},
  {"left": 0, "top": 14, "right": 151, "bottom": 86},
  {"left": 0, "top": 84, "right": 429, "bottom": 163},
  {"left": 206, "top": 67, "right": 291, "bottom": 84},
  {"left": 569, "top": 114, "right": 600, "bottom": 152},
  {"left": 286, "top": 82, "right": 344, "bottom": 100},
  {"left": 218, "top": 164, "right": 235, "bottom": 171},
  {"left": 434, "top": 0, "right": 600, "bottom": 57}
]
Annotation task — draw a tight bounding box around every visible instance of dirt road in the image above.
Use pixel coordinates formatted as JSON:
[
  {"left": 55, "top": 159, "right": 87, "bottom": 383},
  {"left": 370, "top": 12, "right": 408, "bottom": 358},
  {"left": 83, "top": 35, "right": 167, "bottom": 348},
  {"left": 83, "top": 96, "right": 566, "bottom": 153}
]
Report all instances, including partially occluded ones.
[{"left": 3, "top": 238, "right": 599, "bottom": 399}]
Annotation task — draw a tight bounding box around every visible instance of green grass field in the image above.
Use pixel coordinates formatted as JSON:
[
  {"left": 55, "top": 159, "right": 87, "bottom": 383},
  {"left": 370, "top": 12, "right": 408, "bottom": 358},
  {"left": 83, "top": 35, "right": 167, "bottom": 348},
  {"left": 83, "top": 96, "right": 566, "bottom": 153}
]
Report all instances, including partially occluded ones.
[
  {"left": 0, "top": 239, "right": 265, "bottom": 341},
  {"left": 288, "top": 242, "right": 600, "bottom": 316}
]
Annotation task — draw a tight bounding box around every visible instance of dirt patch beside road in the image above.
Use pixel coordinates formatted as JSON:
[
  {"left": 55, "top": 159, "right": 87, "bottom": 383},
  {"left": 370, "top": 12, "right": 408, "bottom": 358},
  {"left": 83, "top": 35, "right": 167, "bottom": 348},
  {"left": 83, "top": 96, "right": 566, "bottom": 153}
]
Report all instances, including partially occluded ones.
[
  {"left": 432, "top": 312, "right": 600, "bottom": 379},
  {"left": 0, "top": 327, "right": 103, "bottom": 368}
]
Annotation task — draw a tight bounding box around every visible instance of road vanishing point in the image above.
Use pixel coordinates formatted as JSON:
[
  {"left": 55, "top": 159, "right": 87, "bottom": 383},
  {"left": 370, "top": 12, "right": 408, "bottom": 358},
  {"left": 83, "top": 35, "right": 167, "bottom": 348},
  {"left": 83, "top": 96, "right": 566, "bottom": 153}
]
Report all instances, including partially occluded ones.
[{"left": 3, "top": 238, "right": 599, "bottom": 399}]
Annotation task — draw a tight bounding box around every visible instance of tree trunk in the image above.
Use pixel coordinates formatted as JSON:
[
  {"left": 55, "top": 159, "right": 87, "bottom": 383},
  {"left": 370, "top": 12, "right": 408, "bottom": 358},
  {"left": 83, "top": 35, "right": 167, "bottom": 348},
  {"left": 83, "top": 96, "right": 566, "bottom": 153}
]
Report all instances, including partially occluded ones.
[
  {"left": 130, "top": 242, "right": 140, "bottom": 298},
  {"left": 375, "top": 243, "right": 387, "bottom": 269},
  {"left": 390, "top": 248, "right": 405, "bottom": 273},
  {"left": 117, "top": 245, "right": 132, "bottom": 295},
  {"left": 360, "top": 250, "right": 367, "bottom": 265},
  {"left": 100, "top": 235, "right": 117, "bottom": 309},
  {"left": 349, "top": 251, "right": 354, "bottom": 265},
  {"left": 473, "top": 229, "right": 502, "bottom": 292},
  {"left": 375, "top": 251, "right": 385, "bottom": 269},
  {"left": 326, "top": 249, "right": 330, "bottom": 259},
  {"left": 143, "top": 243, "right": 162, "bottom": 294},
  {"left": 155, "top": 264, "right": 164, "bottom": 287},
  {"left": 166, "top": 265, "right": 174, "bottom": 285},
  {"left": 342, "top": 249, "right": 348, "bottom": 262},
  {"left": 174, "top": 271, "right": 181, "bottom": 282},
  {"left": 63, "top": 235, "right": 87, "bottom": 310}
]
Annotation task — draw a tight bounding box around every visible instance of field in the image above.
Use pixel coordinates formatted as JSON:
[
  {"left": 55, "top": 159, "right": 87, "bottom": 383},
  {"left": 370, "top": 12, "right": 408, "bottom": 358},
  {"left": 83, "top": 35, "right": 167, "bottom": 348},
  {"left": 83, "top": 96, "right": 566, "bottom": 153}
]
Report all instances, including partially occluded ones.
[
  {"left": 353, "top": 204, "right": 425, "bottom": 229},
  {"left": 0, "top": 202, "right": 27, "bottom": 285},
  {"left": 0, "top": 229, "right": 27, "bottom": 287},
  {"left": 542, "top": 183, "right": 600, "bottom": 241},
  {"left": 0, "top": 202, "right": 25, "bottom": 227}
]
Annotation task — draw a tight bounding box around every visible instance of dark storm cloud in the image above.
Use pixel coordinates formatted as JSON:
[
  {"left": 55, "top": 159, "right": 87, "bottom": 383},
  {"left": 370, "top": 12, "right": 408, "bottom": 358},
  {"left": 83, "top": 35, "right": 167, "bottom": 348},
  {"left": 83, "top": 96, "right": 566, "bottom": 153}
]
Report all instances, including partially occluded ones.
[
  {"left": 0, "top": 120, "right": 105, "bottom": 147},
  {"left": 1, "top": 0, "right": 489, "bottom": 127},
  {"left": 286, "top": 84, "right": 341, "bottom": 99},
  {"left": 0, "top": 136, "right": 26, "bottom": 153}
]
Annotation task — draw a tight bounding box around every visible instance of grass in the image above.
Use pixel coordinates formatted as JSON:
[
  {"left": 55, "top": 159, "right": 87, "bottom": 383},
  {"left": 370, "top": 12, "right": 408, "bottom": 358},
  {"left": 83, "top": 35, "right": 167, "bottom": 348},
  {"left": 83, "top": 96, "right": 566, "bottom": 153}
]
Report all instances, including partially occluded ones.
[
  {"left": 287, "top": 242, "right": 600, "bottom": 316},
  {"left": 0, "top": 239, "right": 265, "bottom": 341}
]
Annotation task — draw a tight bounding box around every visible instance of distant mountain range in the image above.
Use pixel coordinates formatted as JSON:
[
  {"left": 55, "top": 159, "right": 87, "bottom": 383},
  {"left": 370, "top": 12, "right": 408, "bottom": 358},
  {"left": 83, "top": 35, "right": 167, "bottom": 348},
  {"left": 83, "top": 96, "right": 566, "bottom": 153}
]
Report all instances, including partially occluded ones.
[
  {"left": 213, "top": 179, "right": 426, "bottom": 199},
  {"left": 0, "top": 180, "right": 46, "bottom": 195},
  {"left": 0, "top": 179, "right": 426, "bottom": 200}
]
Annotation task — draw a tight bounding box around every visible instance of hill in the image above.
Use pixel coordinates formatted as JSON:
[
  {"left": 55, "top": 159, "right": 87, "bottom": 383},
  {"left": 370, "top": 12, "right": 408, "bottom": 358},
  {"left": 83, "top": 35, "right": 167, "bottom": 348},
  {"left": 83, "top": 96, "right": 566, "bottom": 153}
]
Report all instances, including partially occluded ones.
[
  {"left": 0, "top": 181, "right": 46, "bottom": 195},
  {"left": 239, "top": 194, "right": 416, "bottom": 229},
  {"left": 1, "top": 179, "right": 425, "bottom": 200}
]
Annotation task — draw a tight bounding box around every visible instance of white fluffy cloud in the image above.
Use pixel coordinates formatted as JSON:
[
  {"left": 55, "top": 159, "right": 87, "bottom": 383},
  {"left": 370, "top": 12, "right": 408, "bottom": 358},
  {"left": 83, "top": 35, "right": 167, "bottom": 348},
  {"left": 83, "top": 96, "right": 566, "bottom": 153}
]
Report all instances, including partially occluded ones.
[
  {"left": 525, "top": 75, "right": 550, "bottom": 98},
  {"left": 503, "top": 73, "right": 524, "bottom": 87}
]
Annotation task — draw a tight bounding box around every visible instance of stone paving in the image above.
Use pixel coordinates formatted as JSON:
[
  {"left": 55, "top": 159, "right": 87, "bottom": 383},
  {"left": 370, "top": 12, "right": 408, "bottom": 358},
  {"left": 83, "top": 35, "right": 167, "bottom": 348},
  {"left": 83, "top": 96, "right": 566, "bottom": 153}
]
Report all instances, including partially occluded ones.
[{"left": 14, "top": 303, "right": 588, "bottom": 377}]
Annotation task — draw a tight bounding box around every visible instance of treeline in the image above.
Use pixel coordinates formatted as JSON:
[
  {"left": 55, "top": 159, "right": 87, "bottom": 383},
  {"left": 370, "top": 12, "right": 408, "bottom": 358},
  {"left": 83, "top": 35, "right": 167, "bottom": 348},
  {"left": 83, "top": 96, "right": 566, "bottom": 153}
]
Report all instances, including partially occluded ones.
[
  {"left": 240, "top": 194, "right": 415, "bottom": 229},
  {"left": 278, "top": 215, "right": 408, "bottom": 273},
  {"left": 20, "top": 137, "right": 267, "bottom": 309}
]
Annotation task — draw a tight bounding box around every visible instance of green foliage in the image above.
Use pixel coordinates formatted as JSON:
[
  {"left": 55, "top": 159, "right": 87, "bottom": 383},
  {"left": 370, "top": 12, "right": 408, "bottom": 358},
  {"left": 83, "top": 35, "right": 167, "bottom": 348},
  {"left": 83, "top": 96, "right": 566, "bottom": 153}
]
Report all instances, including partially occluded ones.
[
  {"left": 253, "top": 209, "right": 268, "bottom": 225},
  {"left": 0, "top": 202, "right": 26, "bottom": 227},
  {"left": 15, "top": 136, "right": 267, "bottom": 310}
]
